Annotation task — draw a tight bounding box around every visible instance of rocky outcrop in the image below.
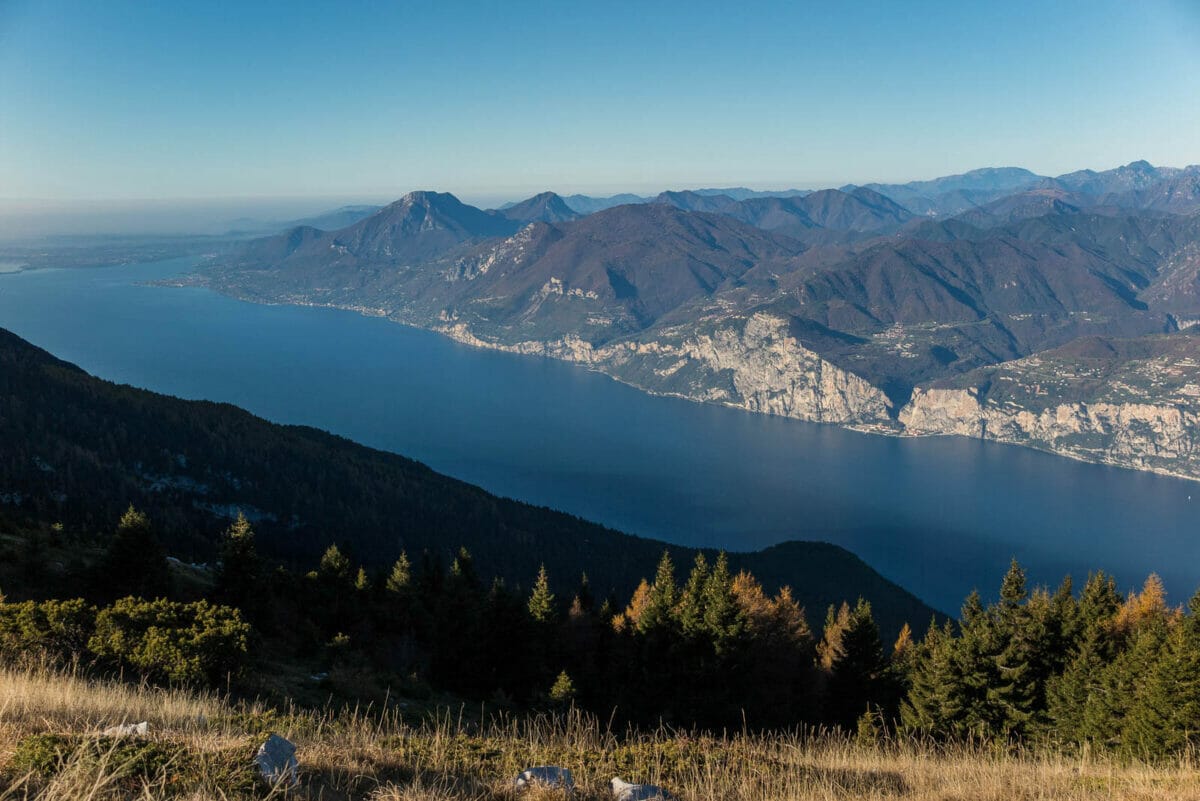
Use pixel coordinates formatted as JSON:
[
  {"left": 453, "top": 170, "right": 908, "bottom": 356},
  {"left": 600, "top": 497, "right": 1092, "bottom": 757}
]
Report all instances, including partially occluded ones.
[
  {"left": 667, "top": 313, "right": 893, "bottom": 424},
  {"left": 225, "top": 283, "right": 1200, "bottom": 481},
  {"left": 901, "top": 388, "right": 1200, "bottom": 479},
  {"left": 438, "top": 313, "right": 894, "bottom": 426}
]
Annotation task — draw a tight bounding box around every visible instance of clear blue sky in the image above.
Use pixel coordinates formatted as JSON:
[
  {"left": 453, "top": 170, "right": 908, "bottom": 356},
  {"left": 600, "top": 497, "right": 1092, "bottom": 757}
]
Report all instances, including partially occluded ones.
[{"left": 1, "top": 0, "right": 1199, "bottom": 206}]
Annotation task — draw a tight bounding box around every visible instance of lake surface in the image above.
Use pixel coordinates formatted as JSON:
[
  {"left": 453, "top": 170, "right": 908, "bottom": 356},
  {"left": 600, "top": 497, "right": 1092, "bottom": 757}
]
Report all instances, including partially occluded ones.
[{"left": 2, "top": 258, "right": 1197, "bottom": 611}]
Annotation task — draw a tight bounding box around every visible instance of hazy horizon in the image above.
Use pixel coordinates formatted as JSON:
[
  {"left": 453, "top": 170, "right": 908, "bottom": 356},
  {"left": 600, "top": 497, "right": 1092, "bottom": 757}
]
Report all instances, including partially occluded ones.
[
  {"left": 2, "top": 0, "right": 1199, "bottom": 213},
  {"left": 2, "top": 155, "right": 1198, "bottom": 240}
]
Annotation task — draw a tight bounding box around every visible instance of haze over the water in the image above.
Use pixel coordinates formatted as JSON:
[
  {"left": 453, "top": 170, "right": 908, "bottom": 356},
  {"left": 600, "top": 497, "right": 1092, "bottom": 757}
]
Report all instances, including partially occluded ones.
[{"left": 1, "top": 0, "right": 1199, "bottom": 230}]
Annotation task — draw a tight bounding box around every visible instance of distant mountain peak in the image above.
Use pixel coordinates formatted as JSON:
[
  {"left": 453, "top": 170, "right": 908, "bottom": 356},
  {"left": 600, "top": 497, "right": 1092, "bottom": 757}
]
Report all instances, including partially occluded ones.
[{"left": 494, "top": 191, "right": 580, "bottom": 224}]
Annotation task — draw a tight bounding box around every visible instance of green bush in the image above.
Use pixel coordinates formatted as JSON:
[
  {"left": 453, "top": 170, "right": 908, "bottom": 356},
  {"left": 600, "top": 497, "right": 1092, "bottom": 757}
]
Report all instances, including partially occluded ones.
[
  {"left": 9, "top": 733, "right": 182, "bottom": 781},
  {"left": 8, "top": 733, "right": 76, "bottom": 778},
  {"left": 88, "top": 597, "right": 251, "bottom": 684},
  {"left": 0, "top": 598, "right": 96, "bottom": 663}
]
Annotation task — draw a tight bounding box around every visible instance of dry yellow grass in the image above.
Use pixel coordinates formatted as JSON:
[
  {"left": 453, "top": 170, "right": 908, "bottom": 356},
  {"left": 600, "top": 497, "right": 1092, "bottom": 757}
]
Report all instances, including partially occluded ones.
[{"left": 2, "top": 663, "right": 1200, "bottom": 800}]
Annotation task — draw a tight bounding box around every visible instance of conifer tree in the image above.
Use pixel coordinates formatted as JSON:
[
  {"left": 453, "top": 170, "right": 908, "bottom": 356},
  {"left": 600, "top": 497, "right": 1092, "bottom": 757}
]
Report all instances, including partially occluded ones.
[
  {"left": 318, "top": 544, "right": 352, "bottom": 582},
  {"left": 676, "top": 553, "right": 709, "bottom": 637},
  {"left": 988, "top": 560, "right": 1039, "bottom": 739},
  {"left": 1046, "top": 576, "right": 1117, "bottom": 745},
  {"left": 528, "top": 564, "right": 556, "bottom": 624},
  {"left": 549, "top": 670, "right": 577, "bottom": 706},
  {"left": 638, "top": 551, "right": 677, "bottom": 634},
  {"left": 385, "top": 552, "right": 412, "bottom": 596},
  {"left": 1083, "top": 615, "right": 1168, "bottom": 751},
  {"left": 892, "top": 623, "right": 915, "bottom": 678},
  {"left": 1124, "top": 595, "right": 1200, "bottom": 756},
  {"left": 213, "top": 512, "right": 262, "bottom": 618},
  {"left": 97, "top": 505, "right": 170, "bottom": 601},
  {"left": 818, "top": 602, "right": 851, "bottom": 672},
  {"left": 617, "top": 579, "right": 652, "bottom": 632},
  {"left": 943, "top": 591, "right": 999, "bottom": 739},
  {"left": 900, "top": 619, "right": 954, "bottom": 735},
  {"left": 825, "top": 598, "right": 892, "bottom": 729},
  {"left": 702, "top": 552, "right": 742, "bottom": 651}
]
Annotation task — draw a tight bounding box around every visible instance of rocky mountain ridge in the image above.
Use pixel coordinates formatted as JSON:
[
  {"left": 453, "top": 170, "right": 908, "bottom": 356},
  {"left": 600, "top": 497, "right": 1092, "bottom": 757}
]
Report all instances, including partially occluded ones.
[{"left": 184, "top": 162, "right": 1200, "bottom": 481}]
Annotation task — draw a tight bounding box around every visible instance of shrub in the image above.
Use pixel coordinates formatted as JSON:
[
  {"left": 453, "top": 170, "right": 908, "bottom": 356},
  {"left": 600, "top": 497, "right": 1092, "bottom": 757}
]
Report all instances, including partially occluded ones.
[
  {"left": 88, "top": 597, "right": 251, "bottom": 685},
  {"left": 0, "top": 598, "right": 96, "bottom": 663},
  {"left": 8, "top": 733, "right": 76, "bottom": 778}
]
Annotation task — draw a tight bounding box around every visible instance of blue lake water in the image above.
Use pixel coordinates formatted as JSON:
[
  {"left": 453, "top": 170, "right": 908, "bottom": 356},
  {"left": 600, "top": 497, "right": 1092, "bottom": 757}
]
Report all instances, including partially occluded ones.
[{"left": 2, "top": 257, "right": 1198, "bottom": 611}]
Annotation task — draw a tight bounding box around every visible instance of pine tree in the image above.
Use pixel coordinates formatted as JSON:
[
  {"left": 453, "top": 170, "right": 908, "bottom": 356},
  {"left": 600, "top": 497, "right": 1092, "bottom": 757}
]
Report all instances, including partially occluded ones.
[
  {"left": 892, "top": 623, "right": 915, "bottom": 678},
  {"left": 528, "top": 564, "right": 556, "bottom": 624},
  {"left": 385, "top": 552, "right": 412, "bottom": 595},
  {"left": 97, "top": 505, "right": 170, "bottom": 601},
  {"left": 676, "top": 553, "right": 709, "bottom": 637},
  {"left": 818, "top": 602, "right": 851, "bottom": 672},
  {"left": 614, "top": 580, "right": 651, "bottom": 632},
  {"left": 988, "top": 560, "right": 1039, "bottom": 739},
  {"left": 1046, "top": 571, "right": 1124, "bottom": 744},
  {"left": 900, "top": 619, "right": 953, "bottom": 735},
  {"left": 548, "top": 670, "right": 577, "bottom": 705},
  {"left": 213, "top": 511, "right": 262, "bottom": 617},
  {"left": 1124, "top": 597, "right": 1200, "bottom": 757},
  {"left": 354, "top": 567, "right": 370, "bottom": 592},
  {"left": 638, "top": 551, "right": 677, "bottom": 634},
  {"left": 318, "top": 544, "right": 351, "bottom": 582},
  {"left": 702, "top": 552, "right": 742, "bottom": 651},
  {"left": 1083, "top": 615, "right": 1168, "bottom": 752},
  {"left": 825, "top": 598, "right": 892, "bottom": 729},
  {"left": 944, "top": 591, "right": 999, "bottom": 740}
]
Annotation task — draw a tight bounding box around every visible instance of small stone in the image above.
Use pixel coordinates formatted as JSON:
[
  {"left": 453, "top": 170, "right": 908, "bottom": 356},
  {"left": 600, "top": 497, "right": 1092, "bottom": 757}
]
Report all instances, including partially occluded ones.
[
  {"left": 516, "top": 766, "right": 574, "bottom": 792},
  {"left": 611, "top": 777, "right": 674, "bottom": 801},
  {"left": 102, "top": 721, "right": 150, "bottom": 737},
  {"left": 254, "top": 734, "right": 299, "bottom": 787}
]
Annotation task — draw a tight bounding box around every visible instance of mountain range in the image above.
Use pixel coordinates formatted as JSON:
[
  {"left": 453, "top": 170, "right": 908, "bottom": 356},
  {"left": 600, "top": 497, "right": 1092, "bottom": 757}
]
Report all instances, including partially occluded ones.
[{"left": 183, "top": 160, "right": 1200, "bottom": 480}]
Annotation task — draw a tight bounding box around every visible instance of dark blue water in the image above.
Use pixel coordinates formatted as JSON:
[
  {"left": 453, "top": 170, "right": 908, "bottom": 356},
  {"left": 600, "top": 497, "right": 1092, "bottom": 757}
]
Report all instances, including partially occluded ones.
[{"left": 2, "top": 258, "right": 1197, "bottom": 611}]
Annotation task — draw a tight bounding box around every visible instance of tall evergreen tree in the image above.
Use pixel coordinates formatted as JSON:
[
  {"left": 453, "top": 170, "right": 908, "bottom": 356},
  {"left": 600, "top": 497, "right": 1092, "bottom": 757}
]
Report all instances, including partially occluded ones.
[
  {"left": 702, "top": 552, "right": 743, "bottom": 651},
  {"left": 638, "top": 551, "right": 678, "bottom": 634},
  {"left": 1047, "top": 571, "right": 1124, "bottom": 745},
  {"left": 825, "top": 599, "right": 893, "bottom": 729},
  {"left": 1124, "top": 594, "right": 1200, "bottom": 756},
  {"left": 213, "top": 512, "right": 263, "bottom": 619},
  {"left": 385, "top": 552, "right": 412, "bottom": 596},
  {"left": 676, "top": 553, "right": 709, "bottom": 637},
  {"left": 528, "top": 564, "right": 556, "bottom": 624},
  {"left": 96, "top": 506, "right": 170, "bottom": 601},
  {"left": 900, "top": 619, "right": 954, "bottom": 735},
  {"left": 987, "top": 560, "right": 1039, "bottom": 739}
]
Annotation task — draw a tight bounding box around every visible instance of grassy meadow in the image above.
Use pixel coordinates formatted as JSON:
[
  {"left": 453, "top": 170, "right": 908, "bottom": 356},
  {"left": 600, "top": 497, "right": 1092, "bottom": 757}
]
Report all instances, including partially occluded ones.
[{"left": 2, "top": 663, "right": 1200, "bottom": 801}]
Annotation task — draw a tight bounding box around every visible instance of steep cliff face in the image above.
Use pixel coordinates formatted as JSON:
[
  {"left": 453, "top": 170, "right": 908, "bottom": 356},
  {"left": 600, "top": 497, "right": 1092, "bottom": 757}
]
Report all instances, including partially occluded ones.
[
  {"left": 437, "top": 312, "right": 894, "bottom": 426},
  {"left": 901, "top": 388, "right": 1200, "bottom": 479},
  {"left": 666, "top": 313, "right": 893, "bottom": 424}
]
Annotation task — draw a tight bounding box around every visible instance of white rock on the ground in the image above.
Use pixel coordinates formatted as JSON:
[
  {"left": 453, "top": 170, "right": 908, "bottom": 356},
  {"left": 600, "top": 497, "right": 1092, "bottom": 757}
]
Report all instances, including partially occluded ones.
[
  {"left": 516, "top": 765, "right": 575, "bottom": 791},
  {"left": 611, "top": 777, "right": 674, "bottom": 800},
  {"left": 102, "top": 721, "right": 150, "bottom": 737},
  {"left": 254, "top": 734, "right": 299, "bottom": 787}
]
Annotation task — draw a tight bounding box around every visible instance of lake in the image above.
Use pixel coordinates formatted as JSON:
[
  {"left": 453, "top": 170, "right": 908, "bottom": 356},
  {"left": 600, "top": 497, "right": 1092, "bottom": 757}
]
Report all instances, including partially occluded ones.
[{"left": 2, "top": 257, "right": 1197, "bottom": 611}]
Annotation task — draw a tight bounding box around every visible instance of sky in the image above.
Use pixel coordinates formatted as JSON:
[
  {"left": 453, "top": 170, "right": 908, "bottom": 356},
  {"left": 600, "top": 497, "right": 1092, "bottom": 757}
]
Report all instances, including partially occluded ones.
[{"left": 1, "top": 0, "right": 1199, "bottom": 214}]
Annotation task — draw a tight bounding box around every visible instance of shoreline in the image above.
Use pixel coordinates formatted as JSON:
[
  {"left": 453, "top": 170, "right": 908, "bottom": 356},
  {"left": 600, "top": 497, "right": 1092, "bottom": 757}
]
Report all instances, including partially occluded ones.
[{"left": 160, "top": 277, "right": 1200, "bottom": 486}]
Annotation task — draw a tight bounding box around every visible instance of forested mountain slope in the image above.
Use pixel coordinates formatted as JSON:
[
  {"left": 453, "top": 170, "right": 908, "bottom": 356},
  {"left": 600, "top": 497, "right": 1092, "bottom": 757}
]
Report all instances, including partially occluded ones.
[{"left": 0, "top": 327, "right": 937, "bottom": 636}]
